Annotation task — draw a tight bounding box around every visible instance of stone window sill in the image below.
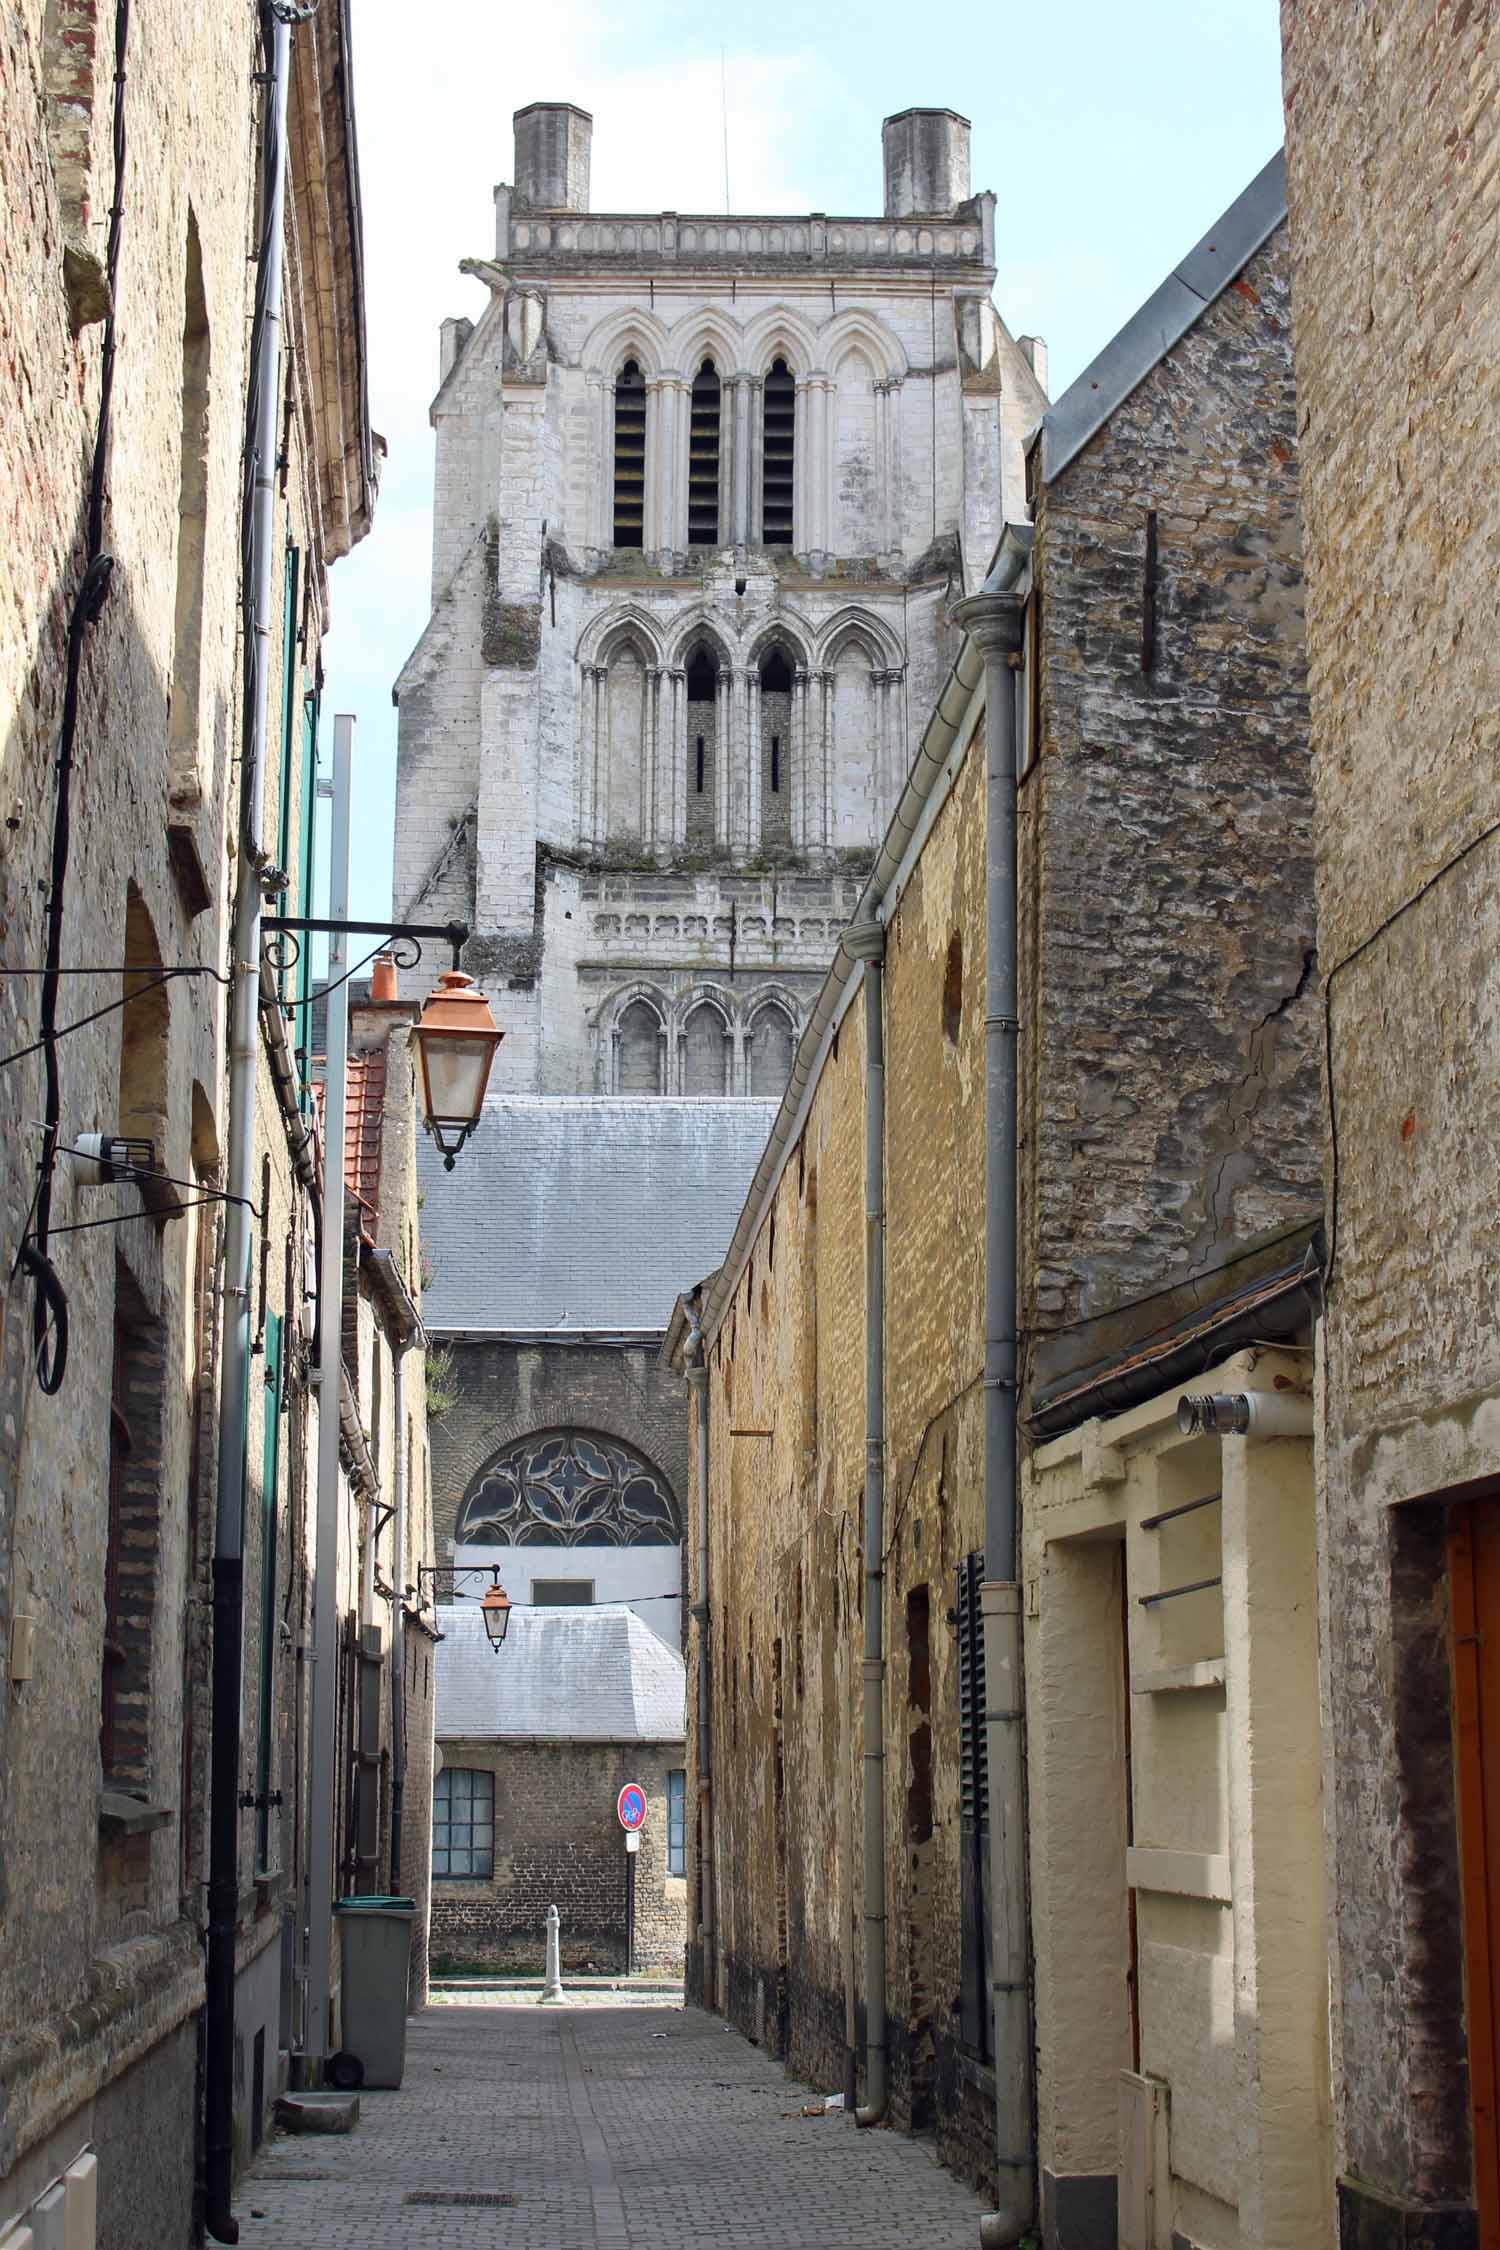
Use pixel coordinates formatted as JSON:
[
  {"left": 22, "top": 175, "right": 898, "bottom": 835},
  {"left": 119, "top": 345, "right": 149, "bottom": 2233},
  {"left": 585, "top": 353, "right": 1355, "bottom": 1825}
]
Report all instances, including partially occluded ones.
[{"left": 98, "top": 1788, "right": 174, "bottom": 1837}]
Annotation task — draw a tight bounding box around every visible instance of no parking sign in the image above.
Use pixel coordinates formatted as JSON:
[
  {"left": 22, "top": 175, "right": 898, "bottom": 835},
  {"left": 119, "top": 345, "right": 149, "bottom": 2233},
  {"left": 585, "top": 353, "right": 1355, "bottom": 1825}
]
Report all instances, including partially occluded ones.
[{"left": 617, "top": 1781, "right": 646, "bottom": 1831}]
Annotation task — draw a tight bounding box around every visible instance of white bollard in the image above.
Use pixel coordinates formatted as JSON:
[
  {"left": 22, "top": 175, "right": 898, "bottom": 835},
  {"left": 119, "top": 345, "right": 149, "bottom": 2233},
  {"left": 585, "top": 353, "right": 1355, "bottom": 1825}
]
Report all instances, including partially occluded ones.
[{"left": 542, "top": 1903, "right": 563, "bottom": 2003}]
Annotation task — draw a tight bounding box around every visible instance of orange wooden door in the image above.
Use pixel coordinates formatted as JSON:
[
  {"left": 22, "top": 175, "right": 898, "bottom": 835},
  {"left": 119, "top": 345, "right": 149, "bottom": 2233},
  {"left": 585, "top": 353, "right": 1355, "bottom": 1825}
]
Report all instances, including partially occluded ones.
[{"left": 1450, "top": 1501, "right": 1500, "bottom": 2244}]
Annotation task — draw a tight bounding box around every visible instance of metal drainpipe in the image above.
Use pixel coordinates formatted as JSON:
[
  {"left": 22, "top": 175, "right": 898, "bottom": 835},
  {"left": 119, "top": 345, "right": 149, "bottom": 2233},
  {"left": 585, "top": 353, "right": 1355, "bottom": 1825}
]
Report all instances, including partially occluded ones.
[
  {"left": 954, "top": 525, "right": 1036, "bottom": 2248},
  {"left": 684, "top": 1298, "right": 715, "bottom": 2010},
  {"left": 844, "top": 920, "right": 889, "bottom": 2128},
  {"left": 205, "top": 15, "right": 291, "bottom": 2239}
]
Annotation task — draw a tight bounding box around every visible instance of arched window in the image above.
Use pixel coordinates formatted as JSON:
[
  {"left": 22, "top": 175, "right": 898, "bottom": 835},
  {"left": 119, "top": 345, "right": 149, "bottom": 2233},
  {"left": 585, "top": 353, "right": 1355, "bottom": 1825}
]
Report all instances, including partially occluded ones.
[
  {"left": 759, "top": 647, "right": 793, "bottom": 847},
  {"left": 830, "top": 635, "right": 879, "bottom": 851},
  {"left": 458, "top": 1428, "right": 682, "bottom": 1546},
  {"left": 604, "top": 639, "right": 648, "bottom": 842},
  {"left": 833, "top": 345, "right": 879, "bottom": 551},
  {"left": 169, "top": 212, "right": 210, "bottom": 804},
  {"left": 762, "top": 358, "right": 795, "bottom": 546},
  {"left": 615, "top": 998, "right": 663, "bottom": 1094},
  {"left": 612, "top": 359, "right": 646, "bottom": 549},
  {"left": 688, "top": 359, "right": 722, "bottom": 545},
  {"left": 685, "top": 645, "right": 719, "bottom": 848},
  {"left": 682, "top": 1002, "right": 730, "bottom": 1095},
  {"left": 749, "top": 1004, "right": 796, "bottom": 1099}
]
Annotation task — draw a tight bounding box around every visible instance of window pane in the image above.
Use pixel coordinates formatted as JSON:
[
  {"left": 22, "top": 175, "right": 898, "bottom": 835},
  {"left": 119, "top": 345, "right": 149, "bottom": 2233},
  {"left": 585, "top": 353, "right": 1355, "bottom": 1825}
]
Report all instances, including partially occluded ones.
[{"left": 448, "top": 1845, "right": 473, "bottom": 1876}]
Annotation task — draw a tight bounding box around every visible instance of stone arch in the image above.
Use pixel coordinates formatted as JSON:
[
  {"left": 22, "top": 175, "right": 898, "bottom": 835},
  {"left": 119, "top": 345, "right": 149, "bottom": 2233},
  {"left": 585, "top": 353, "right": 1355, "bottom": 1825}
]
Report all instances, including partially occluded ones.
[
  {"left": 665, "top": 613, "right": 735, "bottom": 672},
  {"left": 678, "top": 991, "right": 733, "bottom": 1096},
  {"left": 664, "top": 306, "right": 745, "bottom": 380},
  {"left": 580, "top": 304, "right": 670, "bottom": 380},
  {"left": 816, "top": 605, "right": 905, "bottom": 673},
  {"left": 599, "top": 982, "right": 669, "bottom": 1095},
  {"left": 744, "top": 616, "right": 813, "bottom": 672},
  {"left": 820, "top": 308, "right": 907, "bottom": 385},
  {"left": 457, "top": 1426, "right": 683, "bottom": 1547},
  {"left": 742, "top": 304, "right": 820, "bottom": 378},
  {"left": 576, "top": 603, "right": 668, "bottom": 670},
  {"left": 745, "top": 992, "right": 798, "bottom": 1100}
]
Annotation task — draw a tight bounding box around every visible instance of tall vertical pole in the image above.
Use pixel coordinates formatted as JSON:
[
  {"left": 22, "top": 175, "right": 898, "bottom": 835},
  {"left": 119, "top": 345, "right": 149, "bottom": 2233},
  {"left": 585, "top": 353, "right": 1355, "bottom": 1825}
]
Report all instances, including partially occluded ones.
[
  {"left": 305, "top": 716, "right": 354, "bottom": 2063},
  {"left": 204, "top": 15, "right": 291, "bottom": 2237}
]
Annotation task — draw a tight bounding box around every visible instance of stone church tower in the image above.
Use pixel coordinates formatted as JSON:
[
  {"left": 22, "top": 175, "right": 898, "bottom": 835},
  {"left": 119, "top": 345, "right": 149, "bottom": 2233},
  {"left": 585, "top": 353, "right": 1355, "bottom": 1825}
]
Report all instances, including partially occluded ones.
[{"left": 393, "top": 103, "right": 1046, "bottom": 1097}]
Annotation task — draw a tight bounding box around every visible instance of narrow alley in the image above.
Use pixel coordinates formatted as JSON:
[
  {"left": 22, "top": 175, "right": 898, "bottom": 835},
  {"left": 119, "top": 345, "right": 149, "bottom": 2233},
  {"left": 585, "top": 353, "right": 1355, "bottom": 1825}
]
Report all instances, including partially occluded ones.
[{"left": 231, "top": 2003, "right": 987, "bottom": 2248}]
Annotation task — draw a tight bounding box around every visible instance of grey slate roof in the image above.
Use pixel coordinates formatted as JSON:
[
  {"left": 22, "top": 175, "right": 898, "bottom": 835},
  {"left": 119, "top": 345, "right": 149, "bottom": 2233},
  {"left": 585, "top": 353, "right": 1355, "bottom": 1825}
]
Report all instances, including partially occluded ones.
[
  {"left": 1038, "top": 150, "right": 1287, "bottom": 484},
  {"left": 417, "top": 1097, "right": 777, "bottom": 1334},
  {"left": 435, "top": 1603, "right": 687, "bottom": 1742}
]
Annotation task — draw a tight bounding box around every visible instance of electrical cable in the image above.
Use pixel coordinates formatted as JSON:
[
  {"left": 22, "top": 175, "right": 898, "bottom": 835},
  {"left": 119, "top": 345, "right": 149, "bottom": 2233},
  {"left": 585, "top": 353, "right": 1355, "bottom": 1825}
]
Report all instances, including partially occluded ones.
[
  {"left": 26, "top": 0, "right": 131, "bottom": 1394},
  {"left": 0, "top": 966, "right": 221, "bottom": 1074}
]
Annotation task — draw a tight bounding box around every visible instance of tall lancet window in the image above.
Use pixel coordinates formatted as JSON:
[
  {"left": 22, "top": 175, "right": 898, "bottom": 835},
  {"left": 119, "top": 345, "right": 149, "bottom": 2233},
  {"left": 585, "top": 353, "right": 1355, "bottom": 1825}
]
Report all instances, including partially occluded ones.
[
  {"left": 760, "top": 647, "right": 793, "bottom": 847},
  {"left": 688, "top": 359, "right": 722, "bottom": 545},
  {"left": 762, "top": 358, "right": 795, "bottom": 547},
  {"left": 686, "top": 645, "right": 719, "bottom": 849},
  {"left": 613, "top": 359, "right": 646, "bottom": 548}
]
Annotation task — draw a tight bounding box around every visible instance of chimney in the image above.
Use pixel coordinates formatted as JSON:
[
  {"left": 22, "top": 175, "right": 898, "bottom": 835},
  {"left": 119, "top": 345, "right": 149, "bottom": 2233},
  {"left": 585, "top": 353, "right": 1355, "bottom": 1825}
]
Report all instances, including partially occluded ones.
[
  {"left": 512, "top": 102, "right": 593, "bottom": 213},
  {"left": 881, "top": 108, "right": 971, "bottom": 218}
]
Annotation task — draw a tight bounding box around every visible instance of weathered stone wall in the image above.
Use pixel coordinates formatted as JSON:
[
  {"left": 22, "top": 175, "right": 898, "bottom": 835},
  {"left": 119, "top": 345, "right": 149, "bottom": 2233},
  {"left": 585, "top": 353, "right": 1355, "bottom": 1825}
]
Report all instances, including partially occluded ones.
[
  {"left": 429, "top": 1740, "right": 686, "bottom": 1975},
  {"left": 1281, "top": 3, "right": 1500, "bottom": 2224},
  {"left": 429, "top": 1337, "right": 689, "bottom": 1560},
  {"left": 697, "top": 720, "right": 997, "bottom": 2191},
  {"left": 0, "top": 4, "right": 373, "bottom": 2231},
  {"left": 1024, "top": 224, "right": 1320, "bottom": 1387}
]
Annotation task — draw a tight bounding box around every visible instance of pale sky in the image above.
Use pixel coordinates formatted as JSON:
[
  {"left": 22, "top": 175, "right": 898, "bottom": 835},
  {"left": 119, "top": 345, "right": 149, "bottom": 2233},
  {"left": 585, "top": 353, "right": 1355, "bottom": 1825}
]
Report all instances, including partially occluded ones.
[{"left": 320, "top": 0, "right": 1286, "bottom": 933}]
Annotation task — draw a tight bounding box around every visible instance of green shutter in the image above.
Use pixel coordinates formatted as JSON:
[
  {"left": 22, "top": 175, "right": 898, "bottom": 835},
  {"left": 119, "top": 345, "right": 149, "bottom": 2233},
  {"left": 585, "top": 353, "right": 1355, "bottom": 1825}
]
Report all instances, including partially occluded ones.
[{"left": 255, "top": 1310, "right": 283, "bottom": 1871}]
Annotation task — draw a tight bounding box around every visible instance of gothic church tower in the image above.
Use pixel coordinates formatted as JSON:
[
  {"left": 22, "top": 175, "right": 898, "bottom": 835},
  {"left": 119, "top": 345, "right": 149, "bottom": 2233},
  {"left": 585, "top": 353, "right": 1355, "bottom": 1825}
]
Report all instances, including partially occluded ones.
[{"left": 393, "top": 103, "right": 1046, "bottom": 1097}]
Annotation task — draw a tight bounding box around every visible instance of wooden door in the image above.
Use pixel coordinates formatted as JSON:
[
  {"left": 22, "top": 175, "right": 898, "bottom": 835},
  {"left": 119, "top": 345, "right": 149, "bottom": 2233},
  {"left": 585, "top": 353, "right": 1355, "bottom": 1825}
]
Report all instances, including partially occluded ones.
[{"left": 1449, "top": 1501, "right": 1500, "bottom": 2243}]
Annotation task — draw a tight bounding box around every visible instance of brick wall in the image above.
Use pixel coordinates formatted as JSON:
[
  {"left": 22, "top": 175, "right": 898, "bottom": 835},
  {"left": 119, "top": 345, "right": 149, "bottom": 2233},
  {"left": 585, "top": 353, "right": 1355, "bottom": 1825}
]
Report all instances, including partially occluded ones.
[
  {"left": 430, "top": 1740, "right": 686, "bottom": 1975},
  {"left": 1282, "top": 2, "right": 1500, "bottom": 2220}
]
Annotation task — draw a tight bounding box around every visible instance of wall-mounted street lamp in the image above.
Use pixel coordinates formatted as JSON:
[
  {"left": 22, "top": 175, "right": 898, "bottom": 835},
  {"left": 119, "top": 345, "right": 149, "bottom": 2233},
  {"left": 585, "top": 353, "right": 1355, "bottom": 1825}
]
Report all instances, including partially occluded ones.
[
  {"left": 261, "top": 916, "right": 503, "bottom": 1170},
  {"left": 416, "top": 1562, "right": 513, "bottom": 1651},
  {"left": 411, "top": 970, "right": 504, "bottom": 1170}
]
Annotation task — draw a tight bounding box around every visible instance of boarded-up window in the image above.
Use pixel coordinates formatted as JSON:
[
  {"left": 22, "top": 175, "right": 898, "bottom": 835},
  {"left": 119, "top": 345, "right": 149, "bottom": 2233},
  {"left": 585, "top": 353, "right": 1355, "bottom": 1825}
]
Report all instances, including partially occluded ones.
[
  {"left": 683, "top": 1003, "right": 730, "bottom": 1095},
  {"left": 605, "top": 643, "right": 647, "bottom": 842},
  {"left": 833, "top": 346, "right": 878, "bottom": 552},
  {"left": 616, "top": 1000, "right": 662, "bottom": 1094},
  {"left": 830, "top": 641, "right": 878, "bottom": 851},
  {"left": 748, "top": 1006, "right": 795, "bottom": 1099},
  {"left": 685, "top": 645, "right": 719, "bottom": 849}
]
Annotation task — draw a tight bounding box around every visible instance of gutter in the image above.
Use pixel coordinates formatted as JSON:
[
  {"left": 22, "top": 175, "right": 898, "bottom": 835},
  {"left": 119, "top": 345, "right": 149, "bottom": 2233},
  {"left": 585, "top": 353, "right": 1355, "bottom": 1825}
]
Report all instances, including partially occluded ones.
[
  {"left": 684, "top": 1296, "right": 716, "bottom": 2010},
  {"left": 952, "top": 525, "right": 1036, "bottom": 2249},
  {"left": 365, "top": 1244, "right": 424, "bottom": 1349}
]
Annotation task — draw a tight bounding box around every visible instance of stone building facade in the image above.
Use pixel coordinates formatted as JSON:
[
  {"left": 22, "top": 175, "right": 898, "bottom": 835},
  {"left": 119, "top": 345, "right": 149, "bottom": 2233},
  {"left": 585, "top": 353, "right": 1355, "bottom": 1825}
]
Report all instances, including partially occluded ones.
[
  {"left": 430, "top": 1606, "right": 686, "bottom": 1976},
  {"left": 667, "top": 155, "right": 1325, "bottom": 2240},
  {"left": 0, "top": 5, "right": 401, "bottom": 2241},
  {"left": 392, "top": 102, "right": 1047, "bottom": 1100},
  {"left": 1281, "top": 9, "right": 1500, "bottom": 2243}
]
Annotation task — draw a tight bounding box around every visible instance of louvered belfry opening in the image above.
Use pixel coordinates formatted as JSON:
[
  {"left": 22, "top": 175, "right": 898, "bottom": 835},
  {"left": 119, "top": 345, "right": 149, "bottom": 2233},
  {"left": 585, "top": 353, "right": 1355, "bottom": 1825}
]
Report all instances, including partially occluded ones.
[
  {"left": 613, "top": 358, "right": 646, "bottom": 548},
  {"left": 762, "top": 357, "right": 795, "bottom": 546},
  {"left": 688, "top": 358, "right": 722, "bottom": 544}
]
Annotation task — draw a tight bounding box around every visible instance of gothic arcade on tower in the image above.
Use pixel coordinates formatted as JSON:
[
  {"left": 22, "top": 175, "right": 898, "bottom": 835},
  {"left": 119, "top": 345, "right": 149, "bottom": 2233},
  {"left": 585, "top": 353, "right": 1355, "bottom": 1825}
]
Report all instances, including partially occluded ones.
[{"left": 393, "top": 102, "right": 1047, "bottom": 1098}]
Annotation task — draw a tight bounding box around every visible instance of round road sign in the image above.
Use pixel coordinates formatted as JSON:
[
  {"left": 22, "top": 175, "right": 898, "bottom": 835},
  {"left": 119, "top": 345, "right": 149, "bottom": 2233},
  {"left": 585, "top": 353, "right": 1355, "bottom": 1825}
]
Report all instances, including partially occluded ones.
[{"left": 617, "top": 1782, "right": 647, "bottom": 1831}]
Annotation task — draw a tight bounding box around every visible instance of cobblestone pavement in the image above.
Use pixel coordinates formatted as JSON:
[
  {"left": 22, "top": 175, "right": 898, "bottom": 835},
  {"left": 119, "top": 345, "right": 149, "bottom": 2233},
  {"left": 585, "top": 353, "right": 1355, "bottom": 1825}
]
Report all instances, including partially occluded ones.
[{"left": 233, "top": 2001, "right": 989, "bottom": 2247}]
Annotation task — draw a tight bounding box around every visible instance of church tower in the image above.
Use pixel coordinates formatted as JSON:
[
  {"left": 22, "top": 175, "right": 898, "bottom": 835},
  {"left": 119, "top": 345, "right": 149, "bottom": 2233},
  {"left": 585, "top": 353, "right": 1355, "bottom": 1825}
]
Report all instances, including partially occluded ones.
[{"left": 393, "top": 104, "right": 1046, "bottom": 1098}]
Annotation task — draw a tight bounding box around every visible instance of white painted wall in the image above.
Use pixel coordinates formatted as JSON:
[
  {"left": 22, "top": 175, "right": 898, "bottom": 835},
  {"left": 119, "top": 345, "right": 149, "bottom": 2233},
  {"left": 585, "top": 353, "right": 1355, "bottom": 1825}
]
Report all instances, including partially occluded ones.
[{"left": 454, "top": 1540, "right": 682, "bottom": 1651}]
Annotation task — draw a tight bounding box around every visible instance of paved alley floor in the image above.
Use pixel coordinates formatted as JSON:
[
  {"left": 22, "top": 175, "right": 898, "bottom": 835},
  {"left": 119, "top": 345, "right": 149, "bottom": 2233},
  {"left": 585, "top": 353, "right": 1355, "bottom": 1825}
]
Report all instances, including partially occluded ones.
[{"left": 233, "top": 2002, "right": 989, "bottom": 2248}]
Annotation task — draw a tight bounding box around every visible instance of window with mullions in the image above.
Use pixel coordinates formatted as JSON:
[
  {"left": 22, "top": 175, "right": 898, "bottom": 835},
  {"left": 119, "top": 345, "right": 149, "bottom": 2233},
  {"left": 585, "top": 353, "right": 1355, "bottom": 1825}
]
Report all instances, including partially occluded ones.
[
  {"left": 762, "top": 358, "right": 795, "bottom": 545},
  {"left": 433, "top": 1766, "right": 495, "bottom": 1878},
  {"left": 667, "top": 1768, "right": 686, "bottom": 1876},
  {"left": 688, "top": 359, "right": 721, "bottom": 544},
  {"left": 613, "top": 359, "right": 646, "bottom": 548}
]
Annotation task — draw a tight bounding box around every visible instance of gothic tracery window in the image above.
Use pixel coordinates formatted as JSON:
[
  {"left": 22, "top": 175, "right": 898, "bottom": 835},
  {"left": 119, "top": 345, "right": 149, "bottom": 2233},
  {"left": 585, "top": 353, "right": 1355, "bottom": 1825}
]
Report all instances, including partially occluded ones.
[{"left": 457, "top": 1429, "right": 682, "bottom": 1547}]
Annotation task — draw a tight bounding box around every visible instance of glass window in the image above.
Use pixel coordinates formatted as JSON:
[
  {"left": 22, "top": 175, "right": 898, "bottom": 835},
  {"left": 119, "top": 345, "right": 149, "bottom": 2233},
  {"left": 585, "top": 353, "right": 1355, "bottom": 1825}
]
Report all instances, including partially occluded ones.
[
  {"left": 433, "top": 1766, "right": 495, "bottom": 1879},
  {"left": 667, "top": 1768, "right": 686, "bottom": 1877}
]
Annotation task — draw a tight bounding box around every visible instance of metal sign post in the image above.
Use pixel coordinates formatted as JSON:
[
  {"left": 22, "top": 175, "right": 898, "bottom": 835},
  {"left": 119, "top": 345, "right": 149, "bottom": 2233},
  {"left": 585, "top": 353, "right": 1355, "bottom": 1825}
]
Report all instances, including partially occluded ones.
[{"left": 618, "top": 1783, "right": 645, "bottom": 1977}]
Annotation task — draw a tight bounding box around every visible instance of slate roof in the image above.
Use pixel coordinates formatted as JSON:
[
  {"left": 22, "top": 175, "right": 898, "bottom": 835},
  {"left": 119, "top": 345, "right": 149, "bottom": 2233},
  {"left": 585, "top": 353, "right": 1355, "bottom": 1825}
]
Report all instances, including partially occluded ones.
[
  {"left": 1037, "top": 150, "right": 1287, "bottom": 484},
  {"left": 417, "top": 1097, "right": 777, "bottom": 1334},
  {"left": 435, "top": 1603, "right": 687, "bottom": 1742}
]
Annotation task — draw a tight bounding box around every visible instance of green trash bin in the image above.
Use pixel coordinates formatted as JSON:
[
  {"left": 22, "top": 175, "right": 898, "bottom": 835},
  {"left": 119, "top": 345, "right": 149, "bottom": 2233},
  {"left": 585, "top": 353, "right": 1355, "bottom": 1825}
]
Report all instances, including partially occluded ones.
[{"left": 334, "top": 1896, "right": 416, "bottom": 2088}]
